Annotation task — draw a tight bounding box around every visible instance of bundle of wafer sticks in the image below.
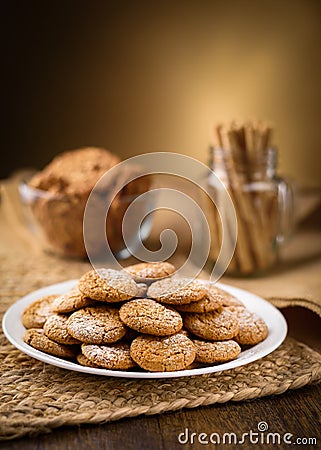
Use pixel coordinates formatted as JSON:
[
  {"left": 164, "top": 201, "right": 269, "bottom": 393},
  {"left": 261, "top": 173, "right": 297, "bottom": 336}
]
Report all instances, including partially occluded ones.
[{"left": 209, "top": 121, "right": 278, "bottom": 275}]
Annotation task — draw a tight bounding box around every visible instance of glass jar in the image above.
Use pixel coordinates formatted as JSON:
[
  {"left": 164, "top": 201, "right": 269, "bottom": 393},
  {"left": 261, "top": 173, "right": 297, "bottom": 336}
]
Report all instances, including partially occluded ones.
[{"left": 206, "top": 146, "right": 295, "bottom": 276}]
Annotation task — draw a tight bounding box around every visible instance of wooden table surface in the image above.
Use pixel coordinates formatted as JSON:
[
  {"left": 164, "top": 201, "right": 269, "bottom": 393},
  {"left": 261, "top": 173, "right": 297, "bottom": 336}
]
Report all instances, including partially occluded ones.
[{"left": 0, "top": 307, "right": 319, "bottom": 450}]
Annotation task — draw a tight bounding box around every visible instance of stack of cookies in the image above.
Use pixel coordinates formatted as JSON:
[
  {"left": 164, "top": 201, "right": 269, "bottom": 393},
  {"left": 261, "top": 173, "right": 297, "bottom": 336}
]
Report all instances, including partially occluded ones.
[{"left": 22, "top": 262, "right": 268, "bottom": 372}]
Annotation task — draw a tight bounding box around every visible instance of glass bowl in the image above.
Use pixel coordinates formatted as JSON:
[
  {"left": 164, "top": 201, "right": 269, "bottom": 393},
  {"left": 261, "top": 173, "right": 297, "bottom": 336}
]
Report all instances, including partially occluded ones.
[{"left": 19, "top": 179, "right": 153, "bottom": 260}]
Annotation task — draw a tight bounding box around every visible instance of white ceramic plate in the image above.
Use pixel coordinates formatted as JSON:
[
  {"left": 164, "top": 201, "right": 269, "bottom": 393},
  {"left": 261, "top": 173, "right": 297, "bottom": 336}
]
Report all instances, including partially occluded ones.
[{"left": 2, "top": 280, "right": 287, "bottom": 379}]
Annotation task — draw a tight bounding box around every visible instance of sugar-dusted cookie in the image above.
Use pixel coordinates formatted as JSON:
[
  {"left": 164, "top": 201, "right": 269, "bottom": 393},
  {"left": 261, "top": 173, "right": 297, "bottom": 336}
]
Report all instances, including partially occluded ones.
[
  {"left": 52, "top": 287, "right": 96, "bottom": 313},
  {"left": 67, "top": 306, "right": 127, "bottom": 344},
  {"left": 81, "top": 342, "right": 136, "bottom": 370},
  {"left": 218, "top": 290, "right": 244, "bottom": 308},
  {"left": 197, "top": 281, "right": 244, "bottom": 308},
  {"left": 22, "top": 295, "right": 58, "bottom": 329},
  {"left": 232, "top": 309, "right": 268, "bottom": 345},
  {"left": 174, "top": 290, "right": 223, "bottom": 313},
  {"left": 23, "top": 328, "right": 78, "bottom": 359},
  {"left": 193, "top": 339, "right": 241, "bottom": 363},
  {"left": 225, "top": 305, "right": 247, "bottom": 314},
  {"left": 119, "top": 298, "right": 183, "bottom": 336},
  {"left": 43, "top": 313, "right": 81, "bottom": 345},
  {"left": 183, "top": 307, "right": 239, "bottom": 341},
  {"left": 76, "top": 353, "right": 101, "bottom": 368},
  {"left": 147, "top": 278, "right": 207, "bottom": 305},
  {"left": 130, "top": 334, "right": 196, "bottom": 372},
  {"left": 124, "top": 262, "right": 175, "bottom": 283},
  {"left": 78, "top": 268, "right": 138, "bottom": 302}
]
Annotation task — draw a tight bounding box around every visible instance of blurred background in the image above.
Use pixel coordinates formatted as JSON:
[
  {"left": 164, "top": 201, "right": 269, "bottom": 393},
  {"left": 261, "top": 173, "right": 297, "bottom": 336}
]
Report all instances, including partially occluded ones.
[{"left": 1, "top": 0, "right": 321, "bottom": 188}]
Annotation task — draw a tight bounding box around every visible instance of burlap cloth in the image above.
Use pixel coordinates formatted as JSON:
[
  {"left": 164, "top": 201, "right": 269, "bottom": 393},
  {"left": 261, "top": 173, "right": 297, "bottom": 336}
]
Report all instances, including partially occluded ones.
[{"left": 0, "top": 181, "right": 320, "bottom": 440}]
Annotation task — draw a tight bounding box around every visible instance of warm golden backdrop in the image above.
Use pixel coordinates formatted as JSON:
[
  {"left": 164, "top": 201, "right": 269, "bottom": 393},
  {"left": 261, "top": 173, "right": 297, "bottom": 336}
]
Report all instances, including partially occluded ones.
[{"left": 2, "top": 1, "right": 321, "bottom": 187}]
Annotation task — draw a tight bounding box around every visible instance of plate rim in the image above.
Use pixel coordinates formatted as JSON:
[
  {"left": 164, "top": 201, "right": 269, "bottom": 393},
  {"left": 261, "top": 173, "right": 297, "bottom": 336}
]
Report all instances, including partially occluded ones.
[{"left": 2, "top": 279, "right": 287, "bottom": 379}]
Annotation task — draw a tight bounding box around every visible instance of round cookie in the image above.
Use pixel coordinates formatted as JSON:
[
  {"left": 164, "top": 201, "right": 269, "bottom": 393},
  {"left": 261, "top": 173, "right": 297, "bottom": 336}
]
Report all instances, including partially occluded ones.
[
  {"left": 78, "top": 268, "right": 138, "bottom": 302},
  {"left": 185, "top": 361, "right": 201, "bottom": 370},
  {"left": 22, "top": 295, "right": 58, "bottom": 329},
  {"left": 174, "top": 291, "right": 223, "bottom": 313},
  {"left": 82, "top": 342, "right": 136, "bottom": 370},
  {"left": 196, "top": 280, "right": 244, "bottom": 308},
  {"left": 23, "top": 328, "right": 78, "bottom": 359},
  {"left": 130, "top": 334, "right": 196, "bottom": 372},
  {"left": 197, "top": 281, "right": 244, "bottom": 308},
  {"left": 67, "top": 306, "right": 127, "bottom": 344},
  {"left": 232, "top": 309, "right": 268, "bottom": 345},
  {"left": 218, "top": 291, "right": 244, "bottom": 308},
  {"left": 52, "top": 287, "right": 96, "bottom": 313},
  {"left": 43, "top": 314, "right": 81, "bottom": 345},
  {"left": 147, "top": 278, "right": 207, "bottom": 305},
  {"left": 76, "top": 353, "right": 101, "bottom": 368},
  {"left": 196, "top": 281, "right": 221, "bottom": 293},
  {"left": 124, "top": 262, "right": 175, "bottom": 283},
  {"left": 119, "top": 298, "right": 183, "bottom": 336},
  {"left": 193, "top": 339, "right": 241, "bottom": 363},
  {"left": 183, "top": 308, "right": 239, "bottom": 341},
  {"left": 225, "top": 305, "right": 247, "bottom": 314}
]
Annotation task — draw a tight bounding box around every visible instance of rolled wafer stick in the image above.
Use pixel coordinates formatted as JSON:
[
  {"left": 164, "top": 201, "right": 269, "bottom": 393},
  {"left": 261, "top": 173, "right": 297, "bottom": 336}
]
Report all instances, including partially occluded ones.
[
  {"left": 210, "top": 121, "right": 279, "bottom": 274},
  {"left": 227, "top": 128, "right": 270, "bottom": 270},
  {"left": 203, "top": 189, "right": 221, "bottom": 262},
  {"left": 210, "top": 128, "right": 239, "bottom": 273},
  {"left": 255, "top": 123, "right": 275, "bottom": 268},
  {"left": 229, "top": 127, "right": 248, "bottom": 179},
  {"left": 243, "top": 122, "right": 277, "bottom": 269},
  {"left": 217, "top": 125, "right": 255, "bottom": 273},
  {"left": 208, "top": 140, "right": 237, "bottom": 272},
  {"left": 244, "top": 122, "right": 255, "bottom": 155}
]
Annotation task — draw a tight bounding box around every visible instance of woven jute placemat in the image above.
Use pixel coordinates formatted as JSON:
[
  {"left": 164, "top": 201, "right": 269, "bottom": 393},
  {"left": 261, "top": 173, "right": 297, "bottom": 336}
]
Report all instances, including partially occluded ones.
[{"left": 1, "top": 252, "right": 321, "bottom": 441}]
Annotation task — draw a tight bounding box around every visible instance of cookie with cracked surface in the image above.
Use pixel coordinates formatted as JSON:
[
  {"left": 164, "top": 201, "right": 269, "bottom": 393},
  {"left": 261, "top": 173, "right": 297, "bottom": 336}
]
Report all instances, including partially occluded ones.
[
  {"left": 231, "top": 309, "right": 268, "bottom": 345},
  {"left": 225, "top": 305, "right": 247, "bottom": 314},
  {"left": 22, "top": 295, "right": 58, "bottom": 329},
  {"left": 81, "top": 342, "right": 136, "bottom": 370},
  {"left": 67, "top": 306, "right": 127, "bottom": 344},
  {"left": 78, "top": 268, "right": 138, "bottom": 302},
  {"left": 197, "top": 281, "right": 244, "bottom": 308},
  {"left": 52, "top": 287, "right": 96, "bottom": 313},
  {"left": 130, "top": 334, "right": 196, "bottom": 372},
  {"left": 174, "top": 290, "right": 223, "bottom": 313},
  {"left": 23, "top": 328, "right": 78, "bottom": 359},
  {"left": 43, "top": 313, "right": 81, "bottom": 345},
  {"left": 76, "top": 353, "right": 101, "bottom": 368},
  {"left": 185, "top": 361, "right": 201, "bottom": 370},
  {"left": 119, "top": 298, "right": 183, "bottom": 336},
  {"left": 193, "top": 339, "right": 241, "bottom": 363},
  {"left": 147, "top": 278, "right": 207, "bottom": 305},
  {"left": 183, "top": 307, "right": 239, "bottom": 341},
  {"left": 124, "top": 262, "right": 175, "bottom": 283},
  {"left": 218, "top": 291, "right": 244, "bottom": 308}
]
